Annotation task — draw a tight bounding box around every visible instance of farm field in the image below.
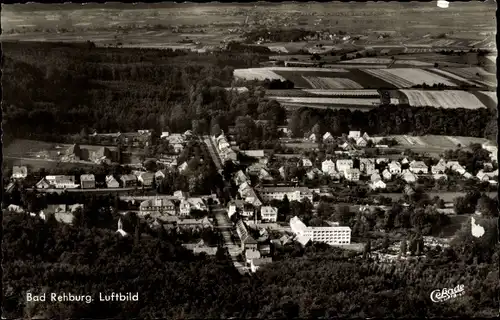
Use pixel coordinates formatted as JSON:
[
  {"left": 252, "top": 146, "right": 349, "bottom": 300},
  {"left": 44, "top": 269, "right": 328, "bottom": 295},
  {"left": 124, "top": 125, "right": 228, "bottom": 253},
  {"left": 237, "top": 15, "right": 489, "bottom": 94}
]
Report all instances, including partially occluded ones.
[
  {"left": 268, "top": 96, "right": 381, "bottom": 106},
  {"left": 233, "top": 68, "right": 285, "bottom": 81},
  {"left": 426, "top": 69, "right": 477, "bottom": 86},
  {"left": 302, "top": 76, "right": 363, "bottom": 89},
  {"left": 4, "top": 157, "right": 98, "bottom": 171},
  {"left": 363, "top": 68, "right": 457, "bottom": 87},
  {"left": 341, "top": 58, "right": 393, "bottom": 64},
  {"left": 443, "top": 67, "right": 497, "bottom": 87},
  {"left": 398, "top": 90, "right": 487, "bottom": 109},
  {"left": 477, "top": 91, "right": 497, "bottom": 104},
  {"left": 372, "top": 134, "right": 492, "bottom": 150},
  {"left": 303, "top": 89, "right": 380, "bottom": 97}
]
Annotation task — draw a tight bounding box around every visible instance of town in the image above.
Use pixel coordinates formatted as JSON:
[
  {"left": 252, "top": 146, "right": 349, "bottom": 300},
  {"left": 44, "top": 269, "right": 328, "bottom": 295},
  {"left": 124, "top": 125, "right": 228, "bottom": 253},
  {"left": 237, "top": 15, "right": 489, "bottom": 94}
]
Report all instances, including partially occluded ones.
[{"left": 2, "top": 2, "right": 498, "bottom": 319}]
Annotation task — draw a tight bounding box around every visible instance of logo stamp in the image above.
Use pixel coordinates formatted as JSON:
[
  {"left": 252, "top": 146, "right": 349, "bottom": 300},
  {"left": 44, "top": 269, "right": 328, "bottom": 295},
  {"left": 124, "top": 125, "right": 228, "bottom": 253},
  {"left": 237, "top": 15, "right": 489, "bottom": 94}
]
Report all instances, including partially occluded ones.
[{"left": 430, "top": 284, "right": 465, "bottom": 303}]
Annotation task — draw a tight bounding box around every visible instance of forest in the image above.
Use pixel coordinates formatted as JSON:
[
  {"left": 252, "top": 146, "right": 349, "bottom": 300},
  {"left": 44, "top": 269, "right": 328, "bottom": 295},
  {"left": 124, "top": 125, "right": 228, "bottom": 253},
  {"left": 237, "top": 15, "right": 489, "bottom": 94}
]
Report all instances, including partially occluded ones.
[{"left": 3, "top": 211, "right": 498, "bottom": 319}]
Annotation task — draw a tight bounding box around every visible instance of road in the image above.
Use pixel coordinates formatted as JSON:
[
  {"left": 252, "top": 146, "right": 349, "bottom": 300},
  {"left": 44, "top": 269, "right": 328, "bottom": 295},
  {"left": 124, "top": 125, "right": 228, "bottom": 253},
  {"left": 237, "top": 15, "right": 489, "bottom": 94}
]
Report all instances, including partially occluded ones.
[
  {"left": 202, "top": 135, "right": 223, "bottom": 171},
  {"left": 213, "top": 206, "right": 248, "bottom": 274}
]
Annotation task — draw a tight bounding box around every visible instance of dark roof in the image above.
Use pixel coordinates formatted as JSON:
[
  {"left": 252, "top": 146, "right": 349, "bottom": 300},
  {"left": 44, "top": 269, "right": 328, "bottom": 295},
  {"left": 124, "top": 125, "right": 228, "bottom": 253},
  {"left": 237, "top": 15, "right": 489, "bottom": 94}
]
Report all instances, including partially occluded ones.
[{"left": 66, "top": 144, "right": 81, "bottom": 156}]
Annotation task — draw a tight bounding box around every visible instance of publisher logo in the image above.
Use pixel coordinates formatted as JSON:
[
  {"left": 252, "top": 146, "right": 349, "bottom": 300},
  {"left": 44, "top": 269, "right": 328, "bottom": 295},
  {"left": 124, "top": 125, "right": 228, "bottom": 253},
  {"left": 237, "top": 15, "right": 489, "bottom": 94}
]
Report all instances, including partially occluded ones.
[{"left": 430, "top": 284, "right": 465, "bottom": 303}]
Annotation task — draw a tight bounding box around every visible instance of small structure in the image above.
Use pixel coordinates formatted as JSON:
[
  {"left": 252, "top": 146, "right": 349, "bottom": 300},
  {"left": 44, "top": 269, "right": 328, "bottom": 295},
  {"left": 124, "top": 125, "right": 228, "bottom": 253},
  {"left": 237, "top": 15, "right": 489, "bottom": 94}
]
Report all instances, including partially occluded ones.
[
  {"left": 250, "top": 257, "right": 272, "bottom": 273},
  {"left": 401, "top": 170, "right": 417, "bottom": 183},
  {"left": 120, "top": 174, "right": 137, "bottom": 187},
  {"left": 344, "top": 168, "right": 360, "bottom": 181},
  {"left": 12, "top": 166, "right": 28, "bottom": 179},
  {"left": 138, "top": 172, "right": 154, "bottom": 187},
  {"left": 155, "top": 170, "right": 166, "bottom": 181},
  {"left": 260, "top": 206, "right": 278, "bottom": 222},
  {"left": 359, "top": 158, "right": 376, "bottom": 175},
  {"left": 299, "top": 158, "right": 313, "bottom": 168},
  {"left": 409, "top": 160, "right": 428, "bottom": 174},
  {"left": 80, "top": 174, "right": 96, "bottom": 189},
  {"left": 382, "top": 169, "right": 392, "bottom": 180},
  {"left": 321, "top": 159, "right": 337, "bottom": 176},
  {"left": 336, "top": 159, "right": 353, "bottom": 174},
  {"left": 348, "top": 131, "right": 361, "bottom": 140},
  {"left": 388, "top": 161, "right": 402, "bottom": 174},
  {"left": 356, "top": 137, "right": 367, "bottom": 147},
  {"left": 105, "top": 175, "right": 120, "bottom": 188},
  {"left": 323, "top": 132, "right": 334, "bottom": 143},
  {"left": 35, "top": 178, "right": 52, "bottom": 189},
  {"left": 370, "top": 179, "right": 386, "bottom": 190}
]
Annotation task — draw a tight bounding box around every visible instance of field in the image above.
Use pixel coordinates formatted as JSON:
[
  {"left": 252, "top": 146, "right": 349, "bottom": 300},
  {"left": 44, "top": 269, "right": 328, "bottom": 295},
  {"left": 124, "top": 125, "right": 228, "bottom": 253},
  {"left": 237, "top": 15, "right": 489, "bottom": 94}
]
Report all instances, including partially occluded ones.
[
  {"left": 372, "top": 134, "right": 492, "bottom": 152},
  {"left": 302, "top": 76, "right": 363, "bottom": 89},
  {"left": 426, "top": 69, "right": 477, "bottom": 86},
  {"left": 268, "top": 96, "right": 381, "bottom": 106},
  {"left": 233, "top": 68, "right": 285, "bottom": 81},
  {"left": 341, "top": 58, "right": 393, "bottom": 64},
  {"left": 399, "top": 90, "right": 487, "bottom": 109},
  {"left": 478, "top": 91, "right": 497, "bottom": 104},
  {"left": 392, "top": 60, "right": 434, "bottom": 67},
  {"left": 303, "top": 89, "right": 380, "bottom": 97},
  {"left": 443, "top": 67, "right": 497, "bottom": 87},
  {"left": 363, "top": 68, "right": 457, "bottom": 87}
]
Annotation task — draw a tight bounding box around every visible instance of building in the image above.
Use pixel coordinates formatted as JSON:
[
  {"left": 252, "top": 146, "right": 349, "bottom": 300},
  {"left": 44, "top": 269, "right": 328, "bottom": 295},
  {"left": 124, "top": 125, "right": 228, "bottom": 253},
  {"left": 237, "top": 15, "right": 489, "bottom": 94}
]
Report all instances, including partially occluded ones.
[
  {"left": 105, "top": 175, "right": 120, "bottom": 188},
  {"left": 35, "top": 178, "right": 52, "bottom": 189},
  {"left": 321, "top": 159, "right": 337, "bottom": 176},
  {"left": 356, "top": 137, "right": 367, "bottom": 147},
  {"left": 155, "top": 170, "right": 166, "bottom": 181},
  {"left": 120, "top": 174, "right": 137, "bottom": 187},
  {"left": 348, "top": 131, "right": 361, "bottom": 140},
  {"left": 261, "top": 206, "right": 278, "bottom": 222},
  {"left": 382, "top": 169, "right": 392, "bottom": 180},
  {"left": 336, "top": 159, "right": 353, "bottom": 174},
  {"left": 41, "top": 204, "right": 84, "bottom": 225},
  {"left": 236, "top": 220, "right": 258, "bottom": 251},
  {"left": 360, "top": 158, "right": 376, "bottom": 175},
  {"left": 409, "top": 161, "right": 428, "bottom": 174},
  {"left": 299, "top": 158, "right": 313, "bottom": 168},
  {"left": 91, "top": 147, "right": 112, "bottom": 164},
  {"left": 431, "top": 160, "right": 447, "bottom": 174},
  {"left": 371, "top": 172, "right": 382, "bottom": 182},
  {"left": 241, "top": 150, "right": 265, "bottom": 158},
  {"left": 306, "top": 168, "right": 322, "bottom": 180},
  {"left": 234, "top": 170, "right": 250, "bottom": 186},
  {"left": 80, "top": 174, "right": 96, "bottom": 189},
  {"left": 12, "top": 166, "right": 28, "bottom": 179},
  {"left": 138, "top": 172, "right": 154, "bottom": 187},
  {"left": 323, "top": 132, "right": 334, "bottom": 143},
  {"left": 388, "top": 161, "right": 402, "bottom": 174},
  {"left": 401, "top": 157, "right": 409, "bottom": 165},
  {"left": 362, "top": 132, "right": 371, "bottom": 141},
  {"left": 259, "top": 168, "right": 274, "bottom": 181},
  {"left": 344, "top": 168, "right": 360, "bottom": 181},
  {"left": 290, "top": 216, "right": 351, "bottom": 245},
  {"left": 401, "top": 170, "right": 417, "bottom": 183},
  {"left": 179, "top": 199, "right": 192, "bottom": 216},
  {"left": 65, "top": 144, "right": 81, "bottom": 161},
  {"left": 46, "top": 175, "right": 78, "bottom": 189},
  {"left": 433, "top": 174, "right": 448, "bottom": 181},
  {"left": 140, "top": 198, "right": 176, "bottom": 215},
  {"left": 370, "top": 179, "right": 386, "bottom": 190},
  {"left": 258, "top": 187, "right": 313, "bottom": 202},
  {"left": 308, "top": 133, "right": 317, "bottom": 142}
]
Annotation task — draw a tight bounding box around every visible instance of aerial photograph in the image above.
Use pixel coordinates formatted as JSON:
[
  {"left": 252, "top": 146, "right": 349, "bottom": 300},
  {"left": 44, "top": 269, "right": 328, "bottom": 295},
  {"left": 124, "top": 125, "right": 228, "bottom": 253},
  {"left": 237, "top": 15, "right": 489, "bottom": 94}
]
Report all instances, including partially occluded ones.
[{"left": 1, "top": 1, "right": 498, "bottom": 319}]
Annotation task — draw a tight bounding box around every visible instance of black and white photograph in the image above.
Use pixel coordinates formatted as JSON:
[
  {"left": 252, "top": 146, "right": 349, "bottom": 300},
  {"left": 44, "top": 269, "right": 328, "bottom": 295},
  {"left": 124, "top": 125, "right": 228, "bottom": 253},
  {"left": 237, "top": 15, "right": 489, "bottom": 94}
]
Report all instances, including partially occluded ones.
[{"left": 1, "top": 1, "right": 498, "bottom": 319}]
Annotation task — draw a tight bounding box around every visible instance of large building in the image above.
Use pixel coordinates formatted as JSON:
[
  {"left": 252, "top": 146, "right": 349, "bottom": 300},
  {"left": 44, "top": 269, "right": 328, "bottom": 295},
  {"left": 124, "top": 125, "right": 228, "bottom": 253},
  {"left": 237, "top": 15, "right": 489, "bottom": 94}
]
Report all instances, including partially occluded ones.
[
  {"left": 290, "top": 216, "right": 351, "bottom": 245},
  {"left": 257, "top": 187, "right": 313, "bottom": 202}
]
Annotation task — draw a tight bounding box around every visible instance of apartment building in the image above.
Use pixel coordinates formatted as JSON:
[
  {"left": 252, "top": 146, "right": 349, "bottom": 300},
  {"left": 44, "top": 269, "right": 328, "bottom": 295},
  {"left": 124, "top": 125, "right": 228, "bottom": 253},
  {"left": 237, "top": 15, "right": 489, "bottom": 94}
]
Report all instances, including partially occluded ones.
[
  {"left": 258, "top": 187, "right": 313, "bottom": 202},
  {"left": 290, "top": 216, "right": 351, "bottom": 245}
]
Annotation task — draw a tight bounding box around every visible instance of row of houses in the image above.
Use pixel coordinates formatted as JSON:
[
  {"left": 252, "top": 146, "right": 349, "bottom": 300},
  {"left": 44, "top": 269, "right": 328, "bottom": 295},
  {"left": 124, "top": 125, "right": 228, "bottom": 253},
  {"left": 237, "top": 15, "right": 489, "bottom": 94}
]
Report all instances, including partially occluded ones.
[
  {"left": 215, "top": 132, "right": 238, "bottom": 163},
  {"left": 35, "top": 172, "right": 155, "bottom": 190},
  {"left": 88, "top": 130, "right": 152, "bottom": 148},
  {"left": 236, "top": 220, "right": 273, "bottom": 272},
  {"left": 308, "top": 130, "right": 374, "bottom": 148},
  {"left": 160, "top": 131, "right": 193, "bottom": 154},
  {"left": 139, "top": 196, "right": 208, "bottom": 217}
]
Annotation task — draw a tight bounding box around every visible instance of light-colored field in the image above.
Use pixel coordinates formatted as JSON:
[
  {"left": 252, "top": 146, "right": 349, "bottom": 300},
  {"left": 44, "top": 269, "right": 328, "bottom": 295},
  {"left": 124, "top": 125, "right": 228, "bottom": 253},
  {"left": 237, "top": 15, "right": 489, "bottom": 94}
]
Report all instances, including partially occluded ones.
[
  {"left": 399, "top": 90, "right": 487, "bottom": 109},
  {"left": 341, "top": 58, "right": 393, "bottom": 64},
  {"left": 362, "top": 69, "right": 414, "bottom": 87},
  {"left": 302, "top": 76, "right": 363, "bottom": 89},
  {"left": 269, "top": 67, "right": 348, "bottom": 73},
  {"left": 445, "top": 67, "right": 495, "bottom": 78},
  {"left": 268, "top": 96, "right": 381, "bottom": 106},
  {"left": 373, "top": 134, "right": 492, "bottom": 150},
  {"left": 393, "top": 60, "right": 433, "bottom": 67},
  {"left": 371, "top": 68, "right": 457, "bottom": 87},
  {"left": 233, "top": 68, "right": 285, "bottom": 81},
  {"left": 428, "top": 69, "right": 477, "bottom": 85},
  {"left": 303, "top": 89, "right": 380, "bottom": 96}
]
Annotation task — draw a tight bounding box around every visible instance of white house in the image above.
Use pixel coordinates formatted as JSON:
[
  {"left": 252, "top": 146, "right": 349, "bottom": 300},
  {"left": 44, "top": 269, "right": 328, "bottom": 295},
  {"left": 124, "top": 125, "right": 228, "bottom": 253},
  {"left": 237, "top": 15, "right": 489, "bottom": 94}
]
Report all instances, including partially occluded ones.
[
  {"left": 179, "top": 199, "right": 192, "bottom": 216},
  {"left": 45, "top": 175, "right": 79, "bottom": 189},
  {"left": 261, "top": 206, "right": 278, "bottom": 222},
  {"left": 356, "top": 137, "right": 367, "bottom": 147},
  {"left": 258, "top": 168, "right": 274, "bottom": 181},
  {"left": 476, "top": 170, "right": 490, "bottom": 182},
  {"left": 258, "top": 187, "right": 313, "bottom": 202},
  {"left": 451, "top": 164, "right": 466, "bottom": 175},
  {"left": 299, "top": 158, "right": 313, "bottom": 167},
  {"left": 370, "top": 172, "right": 382, "bottom": 182},
  {"left": 306, "top": 168, "right": 322, "bottom": 180},
  {"left": 12, "top": 166, "right": 28, "bottom": 179},
  {"left": 323, "top": 132, "right": 334, "bottom": 143},
  {"left": 401, "top": 170, "right": 417, "bottom": 183},
  {"left": 321, "top": 159, "right": 337, "bottom": 176},
  {"left": 463, "top": 172, "right": 473, "bottom": 179},
  {"left": 388, "top": 161, "right": 402, "bottom": 174},
  {"left": 308, "top": 133, "right": 317, "bottom": 142},
  {"left": 382, "top": 169, "right": 392, "bottom": 180},
  {"left": 370, "top": 179, "right": 386, "bottom": 190},
  {"left": 401, "top": 158, "right": 409, "bottom": 165},
  {"left": 431, "top": 160, "right": 447, "bottom": 174},
  {"left": 345, "top": 168, "right": 360, "bottom": 181},
  {"left": 348, "top": 131, "right": 361, "bottom": 140},
  {"left": 409, "top": 161, "right": 428, "bottom": 174},
  {"left": 336, "top": 159, "right": 353, "bottom": 174}
]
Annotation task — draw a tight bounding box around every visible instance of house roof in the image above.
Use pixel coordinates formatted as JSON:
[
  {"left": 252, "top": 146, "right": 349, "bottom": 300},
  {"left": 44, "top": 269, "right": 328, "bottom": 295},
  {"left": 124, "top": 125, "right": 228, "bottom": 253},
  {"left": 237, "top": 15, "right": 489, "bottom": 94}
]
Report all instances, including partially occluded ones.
[
  {"left": 245, "top": 249, "right": 261, "bottom": 260},
  {"left": 106, "top": 175, "right": 118, "bottom": 183},
  {"left": 120, "top": 174, "right": 137, "bottom": 181},
  {"left": 258, "top": 186, "right": 312, "bottom": 194},
  {"left": 12, "top": 166, "right": 28, "bottom": 176},
  {"left": 252, "top": 257, "right": 272, "bottom": 266},
  {"left": 241, "top": 150, "right": 265, "bottom": 158},
  {"left": 139, "top": 172, "right": 155, "bottom": 180},
  {"left": 80, "top": 174, "right": 95, "bottom": 181}
]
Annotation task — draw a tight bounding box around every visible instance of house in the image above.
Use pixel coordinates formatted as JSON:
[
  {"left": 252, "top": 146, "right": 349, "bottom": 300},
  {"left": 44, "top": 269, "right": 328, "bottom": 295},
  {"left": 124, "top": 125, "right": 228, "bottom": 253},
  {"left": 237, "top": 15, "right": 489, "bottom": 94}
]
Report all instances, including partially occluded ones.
[
  {"left": 35, "top": 178, "right": 52, "bottom": 189},
  {"left": 261, "top": 206, "right": 278, "bottom": 222},
  {"left": 409, "top": 161, "right": 428, "bottom": 174},
  {"left": 242, "top": 203, "right": 255, "bottom": 219},
  {"left": 140, "top": 198, "right": 176, "bottom": 215},
  {"left": 370, "top": 172, "right": 382, "bottom": 182},
  {"left": 401, "top": 158, "right": 409, "bottom": 165},
  {"left": 344, "top": 168, "right": 360, "bottom": 181},
  {"left": 433, "top": 174, "right": 448, "bottom": 181},
  {"left": 241, "top": 150, "right": 265, "bottom": 159},
  {"left": 178, "top": 162, "right": 188, "bottom": 173},
  {"left": 336, "top": 159, "right": 353, "bottom": 174},
  {"left": 179, "top": 199, "right": 192, "bottom": 216},
  {"left": 359, "top": 158, "right": 376, "bottom": 175},
  {"left": 175, "top": 217, "right": 213, "bottom": 229},
  {"left": 7, "top": 204, "right": 24, "bottom": 213},
  {"left": 431, "top": 160, "right": 447, "bottom": 174},
  {"left": 174, "top": 190, "right": 189, "bottom": 200},
  {"left": 258, "top": 187, "right": 313, "bottom": 202},
  {"left": 279, "top": 166, "right": 286, "bottom": 179},
  {"left": 362, "top": 132, "right": 371, "bottom": 141},
  {"left": 476, "top": 170, "right": 491, "bottom": 182},
  {"left": 172, "top": 143, "right": 184, "bottom": 154},
  {"left": 236, "top": 220, "right": 258, "bottom": 251},
  {"left": 46, "top": 175, "right": 78, "bottom": 189},
  {"left": 382, "top": 169, "right": 392, "bottom": 180},
  {"left": 42, "top": 204, "right": 84, "bottom": 225},
  {"left": 306, "top": 168, "right": 322, "bottom": 180},
  {"left": 258, "top": 243, "right": 271, "bottom": 256},
  {"left": 290, "top": 216, "right": 351, "bottom": 245},
  {"left": 356, "top": 137, "right": 367, "bottom": 147},
  {"left": 138, "top": 172, "right": 154, "bottom": 187},
  {"left": 80, "top": 174, "right": 96, "bottom": 189},
  {"left": 12, "top": 166, "right": 28, "bottom": 179},
  {"left": 91, "top": 147, "right": 112, "bottom": 164},
  {"left": 321, "top": 159, "right": 337, "bottom": 176},
  {"left": 450, "top": 163, "right": 466, "bottom": 175},
  {"left": 323, "top": 132, "right": 334, "bottom": 143},
  {"left": 370, "top": 179, "right": 386, "bottom": 190},
  {"left": 105, "top": 175, "right": 119, "bottom": 188},
  {"left": 348, "top": 131, "right": 361, "bottom": 140},
  {"left": 155, "top": 170, "right": 166, "bottom": 181},
  {"left": 234, "top": 170, "right": 250, "bottom": 186},
  {"left": 258, "top": 168, "right": 274, "bottom": 181},
  {"left": 404, "top": 185, "right": 415, "bottom": 196},
  {"left": 463, "top": 172, "right": 473, "bottom": 179},
  {"left": 250, "top": 257, "right": 273, "bottom": 273},
  {"left": 120, "top": 174, "right": 137, "bottom": 187},
  {"left": 299, "top": 158, "right": 313, "bottom": 168},
  {"left": 340, "top": 142, "right": 351, "bottom": 150},
  {"left": 188, "top": 198, "right": 207, "bottom": 211},
  {"left": 388, "top": 161, "right": 402, "bottom": 174},
  {"left": 245, "top": 249, "right": 261, "bottom": 263},
  {"left": 376, "top": 158, "right": 389, "bottom": 165},
  {"left": 401, "top": 170, "right": 417, "bottom": 183},
  {"left": 308, "top": 133, "right": 317, "bottom": 142}
]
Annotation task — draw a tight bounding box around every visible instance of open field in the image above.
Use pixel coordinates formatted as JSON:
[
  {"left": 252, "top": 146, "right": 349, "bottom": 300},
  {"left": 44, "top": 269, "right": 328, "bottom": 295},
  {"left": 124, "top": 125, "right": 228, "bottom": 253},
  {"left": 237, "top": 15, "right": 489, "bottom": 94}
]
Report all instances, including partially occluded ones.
[
  {"left": 372, "top": 135, "right": 493, "bottom": 150},
  {"left": 426, "top": 69, "right": 477, "bottom": 86},
  {"left": 341, "top": 58, "right": 393, "bottom": 64},
  {"left": 4, "top": 157, "right": 98, "bottom": 171},
  {"left": 364, "top": 68, "right": 457, "bottom": 87},
  {"left": 392, "top": 60, "right": 434, "bottom": 67},
  {"left": 478, "top": 91, "right": 497, "bottom": 104},
  {"left": 443, "top": 67, "right": 497, "bottom": 87},
  {"left": 303, "top": 89, "right": 380, "bottom": 97},
  {"left": 399, "top": 90, "right": 487, "bottom": 109},
  {"left": 380, "top": 192, "right": 497, "bottom": 203},
  {"left": 268, "top": 96, "right": 381, "bottom": 106},
  {"left": 233, "top": 68, "right": 285, "bottom": 81},
  {"left": 302, "top": 76, "right": 363, "bottom": 89}
]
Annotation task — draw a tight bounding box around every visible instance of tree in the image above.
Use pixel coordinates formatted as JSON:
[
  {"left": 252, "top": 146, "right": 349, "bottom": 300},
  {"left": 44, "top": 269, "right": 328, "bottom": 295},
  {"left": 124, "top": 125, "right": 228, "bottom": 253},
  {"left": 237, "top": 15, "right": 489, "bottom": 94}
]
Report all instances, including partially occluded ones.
[
  {"left": 382, "top": 235, "right": 390, "bottom": 252},
  {"left": 363, "top": 239, "right": 371, "bottom": 259},
  {"left": 211, "top": 123, "right": 222, "bottom": 137},
  {"left": 400, "top": 239, "right": 407, "bottom": 257}
]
